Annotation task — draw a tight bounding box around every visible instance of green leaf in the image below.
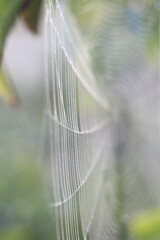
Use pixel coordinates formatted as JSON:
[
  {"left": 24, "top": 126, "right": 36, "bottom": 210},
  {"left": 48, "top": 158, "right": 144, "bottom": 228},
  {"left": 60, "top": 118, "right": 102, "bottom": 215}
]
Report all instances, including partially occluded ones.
[
  {"left": 130, "top": 209, "right": 160, "bottom": 240},
  {"left": 21, "top": 0, "right": 42, "bottom": 32},
  {"left": 0, "top": 70, "right": 19, "bottom": 106},
  {"left": 0, "top": 0, "right": 24, "bottom": 63}
]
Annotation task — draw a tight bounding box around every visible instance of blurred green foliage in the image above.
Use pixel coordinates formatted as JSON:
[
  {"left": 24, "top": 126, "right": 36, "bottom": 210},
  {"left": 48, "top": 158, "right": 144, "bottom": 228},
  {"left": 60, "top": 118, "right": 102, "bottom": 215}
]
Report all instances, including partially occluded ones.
[
  {"left": 0, "top": 226, "right": 30, "bottom": 240},
  {"left": 20, "top": 0, "right": 42, "bottom": 32},
  {"left": 0, "top": 0, "right": 42, "bottom": 104},
  {"left": 0, "top": 0, "right": 24, "bottom": 62},
  {"left": 0, "top": 0, "right": 42, "bottom": 60},
  {"left": 0, "top": 71, "right": 19, "bottom": 106},
  {"left": 130, "top": 209, "right": 160, "bottom": 240},
  {"left": 0, "top": 158, "right": 55, "bottom": 240}
]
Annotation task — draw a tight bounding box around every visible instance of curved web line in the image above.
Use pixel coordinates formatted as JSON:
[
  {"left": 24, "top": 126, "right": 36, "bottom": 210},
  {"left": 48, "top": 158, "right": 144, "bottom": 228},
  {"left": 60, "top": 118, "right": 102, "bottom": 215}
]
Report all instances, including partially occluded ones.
[
  {"left": 49, "top": 138, "right": 106, "bottom": 207},
  {"left": 46, "top": 3, "right": 109, "bottom": 111},
  {"left": 47, "top": 110, "right": 108, "bottom": 135}
]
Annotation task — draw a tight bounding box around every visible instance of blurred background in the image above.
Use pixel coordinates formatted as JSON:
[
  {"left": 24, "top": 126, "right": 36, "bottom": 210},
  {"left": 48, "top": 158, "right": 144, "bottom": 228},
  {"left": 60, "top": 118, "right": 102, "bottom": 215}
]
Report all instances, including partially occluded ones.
[
  {"left": 0, "top": 1, "right": 54, "bottom": 239},
  {"left": 0, "top": 0, "right": 159, "bottom": 239}
]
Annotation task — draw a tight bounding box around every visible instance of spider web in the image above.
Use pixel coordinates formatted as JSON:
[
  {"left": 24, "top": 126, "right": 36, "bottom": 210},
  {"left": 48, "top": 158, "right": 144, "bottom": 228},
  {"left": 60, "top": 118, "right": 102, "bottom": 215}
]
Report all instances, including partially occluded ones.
[{"left": 43, "top": 0, "right": 160, "bottom": 239}]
